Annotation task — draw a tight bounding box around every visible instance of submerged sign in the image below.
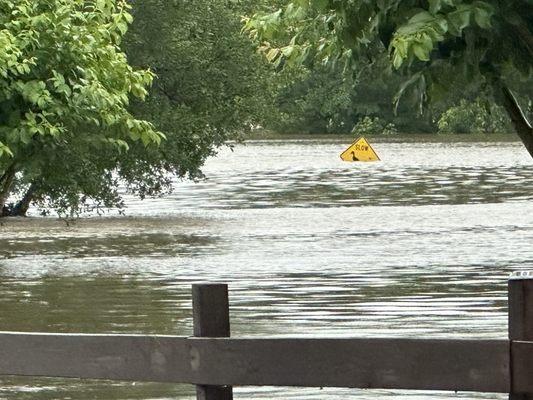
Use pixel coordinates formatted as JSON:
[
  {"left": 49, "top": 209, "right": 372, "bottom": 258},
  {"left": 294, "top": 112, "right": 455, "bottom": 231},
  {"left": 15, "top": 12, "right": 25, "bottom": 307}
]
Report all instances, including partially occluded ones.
[{"left": 340, "top": 137, "right": 380, "bottom": 162}]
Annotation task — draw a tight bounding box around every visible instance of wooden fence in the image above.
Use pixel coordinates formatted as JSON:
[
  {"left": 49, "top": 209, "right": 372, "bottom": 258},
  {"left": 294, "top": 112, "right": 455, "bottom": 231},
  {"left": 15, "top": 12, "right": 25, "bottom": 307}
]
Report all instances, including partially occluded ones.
[{"left": 1, "top": 272, "right": 533, "bottom": 400}]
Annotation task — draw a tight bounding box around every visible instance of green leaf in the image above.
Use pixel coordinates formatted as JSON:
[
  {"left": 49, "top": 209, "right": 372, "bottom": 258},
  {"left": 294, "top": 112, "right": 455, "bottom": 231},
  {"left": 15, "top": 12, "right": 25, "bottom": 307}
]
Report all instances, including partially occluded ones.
[
  {"left": 311, "top": 0, "right": 329, "bottom": 12},
  {"left": 392, "top": 51, "right": 404, "bottom": 69},
  {"left": 447, "top": 7, "right": 472, "bottom": 32},
  {"left": 409, "top": 11, "right": 435, "bottom": 25},
  {"left": 96, "top": 0, "right": 106, "bottom": 11},
  {"left": 428, "top": 0, "right": 441, "bottom": 14},
  {"left": 412, "top": 43, "right": 430, "bottom": 61},
  {"left": 393, "top": 37, "right": 408, "bottom": 58},
  {"left": 266, "top": 47, "right": 281, "bottom": 62},
  {"left": 0, "top": 142, "right": 13, "bottom": 158},
  {"left": 429, "top": 0, "right": 455, "bottom": 14},
  {"left": 473, "top": 6, "right": 492, "bottom": 29}
]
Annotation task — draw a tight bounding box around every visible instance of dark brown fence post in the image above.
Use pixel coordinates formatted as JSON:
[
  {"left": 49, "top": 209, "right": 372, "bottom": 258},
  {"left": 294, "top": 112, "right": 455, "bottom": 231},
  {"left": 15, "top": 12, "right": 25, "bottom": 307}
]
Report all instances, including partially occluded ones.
[
  {"left": 509, "top": 272, "right": 533, "bottom": 399},
  {"left": 192, "top": 284, "right": 233, "bottom": 400}
]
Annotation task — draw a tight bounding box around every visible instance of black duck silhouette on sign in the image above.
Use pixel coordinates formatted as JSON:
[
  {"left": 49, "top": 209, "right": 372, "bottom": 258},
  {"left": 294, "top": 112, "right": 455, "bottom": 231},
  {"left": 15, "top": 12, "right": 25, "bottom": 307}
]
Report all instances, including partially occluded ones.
[{"left": 340, "top": 137, "right": 380, "bottom": 162}]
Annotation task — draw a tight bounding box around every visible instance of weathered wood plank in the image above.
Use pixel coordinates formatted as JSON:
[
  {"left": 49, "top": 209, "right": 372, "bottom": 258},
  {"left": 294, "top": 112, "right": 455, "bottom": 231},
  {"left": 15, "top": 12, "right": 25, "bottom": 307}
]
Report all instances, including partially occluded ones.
[
  {"left": 509, "top": 272, "right": 533, "bottom": 399},
  {"left": 192, "top": 284, "right": 230, "bottom": 338},
  {"left": 188, "top": 338, "right": 510, "bottom": 393},
  {"left": 0, "top": 333, "right": 511, "bottom": 393},
  {"left": 511, "top": 341, "right": 533, "bottom": 394},
  {"left": 193, "top": 284, "right": 233, "bottom": 400},
  {"left": 0, "top": 332, "right": 193, "bottom": 382}
]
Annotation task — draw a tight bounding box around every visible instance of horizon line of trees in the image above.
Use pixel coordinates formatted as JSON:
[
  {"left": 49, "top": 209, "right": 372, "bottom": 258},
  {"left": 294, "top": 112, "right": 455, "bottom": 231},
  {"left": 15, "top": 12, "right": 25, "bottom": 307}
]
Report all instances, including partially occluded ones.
[
  {"left": 243, "top": 0, "right": 532, "bottom": 145},
  {"left": 265, "top": 61, "right": 526, "bottom": 135}
]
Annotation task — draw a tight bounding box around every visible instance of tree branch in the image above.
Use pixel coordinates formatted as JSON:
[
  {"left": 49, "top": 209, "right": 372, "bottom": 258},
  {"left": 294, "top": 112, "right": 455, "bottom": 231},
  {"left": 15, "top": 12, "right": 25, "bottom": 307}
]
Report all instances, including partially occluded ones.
[
  {"left": 10, "top": 182, "right": 39, "bottom": 217},
  {"left": 512, "top": 23, "right": 533, "bottom": 59},
  {"left": 0, "top": 165, "right": 16, "bottom": 214},
  {"left": 0, "top": 163, "right": 14, "bottom": 186},
  {"left": 500, "top": 84, "right": 533, "bottom": 158}
]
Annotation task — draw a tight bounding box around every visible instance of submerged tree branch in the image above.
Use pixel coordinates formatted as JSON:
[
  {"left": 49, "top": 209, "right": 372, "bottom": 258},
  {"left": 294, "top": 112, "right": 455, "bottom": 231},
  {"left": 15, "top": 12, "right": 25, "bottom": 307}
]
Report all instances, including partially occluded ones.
[
  {"left": 0, "top": 165, "right": 13, "bottom": 186},
  {"left": 499, "top": 84, "right": 533, "bottom": 158},
  {"left": 0, "top": 165, "right": 16, "bottom": 215},
  {"left": 9, "top": 182, "right": 39, "bottom": 217}
]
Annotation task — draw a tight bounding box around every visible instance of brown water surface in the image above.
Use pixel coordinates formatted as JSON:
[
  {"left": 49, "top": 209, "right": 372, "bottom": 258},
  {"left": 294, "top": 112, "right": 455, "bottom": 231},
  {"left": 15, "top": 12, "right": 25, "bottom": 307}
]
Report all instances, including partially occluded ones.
[{"left": 1, "top": 140, "right": 532, "bottom": 399}]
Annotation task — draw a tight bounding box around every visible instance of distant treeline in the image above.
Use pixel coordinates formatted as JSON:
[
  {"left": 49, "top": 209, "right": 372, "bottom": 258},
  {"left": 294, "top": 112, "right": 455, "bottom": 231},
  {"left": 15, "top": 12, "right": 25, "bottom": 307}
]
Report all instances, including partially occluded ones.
[{"left": 124, "top": 0, "right": 530, "bottom": 136}]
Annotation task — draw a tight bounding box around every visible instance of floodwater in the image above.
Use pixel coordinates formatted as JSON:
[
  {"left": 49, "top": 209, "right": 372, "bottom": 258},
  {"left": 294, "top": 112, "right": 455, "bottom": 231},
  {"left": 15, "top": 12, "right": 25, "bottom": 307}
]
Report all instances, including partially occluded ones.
[{"left": 1, "top": 139, "right": 532, "bottom": 399}]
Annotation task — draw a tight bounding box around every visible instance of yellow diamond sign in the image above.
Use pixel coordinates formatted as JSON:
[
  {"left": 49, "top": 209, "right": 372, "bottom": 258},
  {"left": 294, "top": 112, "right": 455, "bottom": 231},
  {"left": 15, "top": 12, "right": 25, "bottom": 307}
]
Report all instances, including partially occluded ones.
[{"left": 340, "top": 137, "right": 380, "bottom": 162}]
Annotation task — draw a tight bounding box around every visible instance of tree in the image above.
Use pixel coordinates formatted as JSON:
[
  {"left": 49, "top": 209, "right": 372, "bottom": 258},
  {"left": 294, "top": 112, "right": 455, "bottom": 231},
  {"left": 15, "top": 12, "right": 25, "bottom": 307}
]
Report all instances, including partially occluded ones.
[
  {"left": 122, "top": 0, "right": 274, "bottom": 185},
  {"left": 266, "top": 61, "right": 434, "bottom": 134},
  {"left": 0, "top": 0, "right": 163, "bottom": 217},
  {"left": 244, "top": 0, "right": 532, "bottom": 154},
  {"left": 266, "top": 64, "right": 356, "bottom": 134},
  {"left": 437, "top": 98, "right": 512, "bottom": 134},
  {"left": 0, "top": 0, "right": 273, "bottom": 217}
]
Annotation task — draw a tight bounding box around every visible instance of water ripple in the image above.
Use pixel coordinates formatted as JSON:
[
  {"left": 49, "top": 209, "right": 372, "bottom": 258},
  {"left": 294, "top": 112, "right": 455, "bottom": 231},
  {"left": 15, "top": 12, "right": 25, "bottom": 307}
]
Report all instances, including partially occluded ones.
[{"left": 0, "top": 140, "right": 531, "bottom": 400}]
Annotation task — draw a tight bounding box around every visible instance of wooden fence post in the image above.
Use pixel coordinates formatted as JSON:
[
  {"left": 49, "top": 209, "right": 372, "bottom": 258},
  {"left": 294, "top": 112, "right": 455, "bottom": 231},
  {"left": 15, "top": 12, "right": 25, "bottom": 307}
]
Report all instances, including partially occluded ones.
[
  {"left": 509, "top": 271, "right": 533, "bottom": 399},
  {"left": 192, "top": 284, "right": 233, "bottom": 400}
]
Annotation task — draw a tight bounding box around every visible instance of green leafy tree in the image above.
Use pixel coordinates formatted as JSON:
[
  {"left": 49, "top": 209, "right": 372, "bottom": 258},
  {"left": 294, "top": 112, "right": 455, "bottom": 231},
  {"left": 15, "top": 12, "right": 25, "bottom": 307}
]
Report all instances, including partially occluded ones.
[
  {"left": 1, "top": 0, "right": 273, "bottom": 217},
  {"left": 265, "top": 56, "right": 435, "bottom": 135},
  {"left": 352, "top": 116, "right": 398, "bottom": 135},
  {"left": 0, "top": 0, "right": 163, "bottom": 216},
  {"left": 123, "top": 0, "right": 274, "bottom": 183},
  {"left": 245, "top": 0, "right": 532, "bottom": 154},
  {"left": 267, "top": 65, "right": 355, "bottom": 134},
  {"left": 437, "top": 98, "right": 512, "bottom": 134}
]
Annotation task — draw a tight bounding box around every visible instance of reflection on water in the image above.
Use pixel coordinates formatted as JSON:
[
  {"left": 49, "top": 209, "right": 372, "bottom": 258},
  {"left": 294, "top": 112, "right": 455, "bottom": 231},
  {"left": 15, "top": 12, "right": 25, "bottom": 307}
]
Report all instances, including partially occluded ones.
[
  {"left": 155, "top": 165, "right": 532, "bottom": 209},
  {"left": 0, "top": 232, "right": 217, "bottom": 258},
  {"left": 0, "top": 276, "right": 190, "bottom": 334},
  {"left": 126, "top": 141, "right": 532, "bottom": 212},
  {"left": 0, "top": 140, "right": 532, "bottom": 399}
]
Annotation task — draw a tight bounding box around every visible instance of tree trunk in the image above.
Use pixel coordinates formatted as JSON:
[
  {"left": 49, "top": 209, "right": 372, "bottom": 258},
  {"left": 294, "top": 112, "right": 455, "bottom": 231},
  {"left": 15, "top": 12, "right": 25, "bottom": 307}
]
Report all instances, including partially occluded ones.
[
  {"left": 0, "top": 166, "right": 16, "bottom": 215},
  {"left": 9, "top": 182, "right": 38, "bottom": 217},
  {"left": 500, "top": 84, "right": 533, "bottom": 158}
]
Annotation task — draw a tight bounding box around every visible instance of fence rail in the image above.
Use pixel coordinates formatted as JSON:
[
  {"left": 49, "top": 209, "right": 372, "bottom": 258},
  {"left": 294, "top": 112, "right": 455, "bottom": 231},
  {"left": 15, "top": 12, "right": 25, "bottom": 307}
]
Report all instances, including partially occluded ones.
[{"left": 1, "top": 274, "right": 533, "bottom": 399}]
